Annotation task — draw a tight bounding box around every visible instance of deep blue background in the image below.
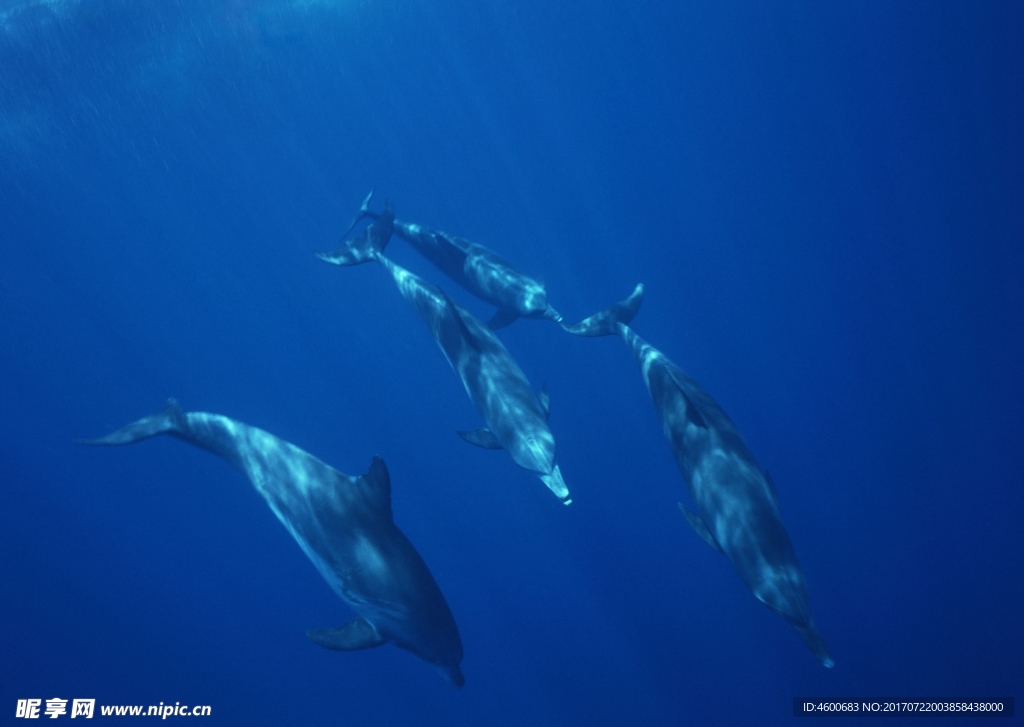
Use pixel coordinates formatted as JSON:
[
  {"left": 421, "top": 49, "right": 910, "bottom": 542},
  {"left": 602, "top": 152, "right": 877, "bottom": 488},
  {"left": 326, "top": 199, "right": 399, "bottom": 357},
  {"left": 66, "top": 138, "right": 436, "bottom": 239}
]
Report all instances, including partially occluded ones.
[{"left": 2, "top": 1, "right": 1021, "bottom": 724}]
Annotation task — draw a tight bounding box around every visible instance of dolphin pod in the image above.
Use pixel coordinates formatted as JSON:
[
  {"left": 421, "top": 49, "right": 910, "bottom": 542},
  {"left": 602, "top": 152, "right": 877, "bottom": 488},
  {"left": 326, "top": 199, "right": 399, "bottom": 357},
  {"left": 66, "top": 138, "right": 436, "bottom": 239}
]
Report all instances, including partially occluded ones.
[
  {"left": 563, "top": 290, "right": 834, "bottom": 667},
  {"left": 79, "top": 192, "right": 833, "bottom": 687},
  {"left": 79, "top": 400, "right": 465, "bottom": 687},
  {"left": 318, "top": 207, "right": 570, "bottom": 504},
  {"left": 339, "top": 189, "right": 561, "bottom": 329}
]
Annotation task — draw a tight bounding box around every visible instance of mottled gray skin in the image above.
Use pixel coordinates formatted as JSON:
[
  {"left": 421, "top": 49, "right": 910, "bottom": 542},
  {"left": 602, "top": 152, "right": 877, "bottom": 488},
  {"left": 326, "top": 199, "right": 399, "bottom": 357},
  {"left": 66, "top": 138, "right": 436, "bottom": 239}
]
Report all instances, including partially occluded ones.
[
  {"left": 318, "top": 210, "right": 568, "bottom": 503},
  {"left": 341, "top": 191, "right": 561, "bottom": 329},
  {"left": 374, "top": 253, "right": 570, "bottom": 504},
  {"left": 620, "top": 325, "right": 832, "bottom": 666},
  {"left": 563, "top": 292, "right": 833, "bottom": 666},
  {"left": 81, "top": 402, "right": 465, "bottom": 687},
  {"left": 392, "top": 221, "right": 561, "bottom": 329}
]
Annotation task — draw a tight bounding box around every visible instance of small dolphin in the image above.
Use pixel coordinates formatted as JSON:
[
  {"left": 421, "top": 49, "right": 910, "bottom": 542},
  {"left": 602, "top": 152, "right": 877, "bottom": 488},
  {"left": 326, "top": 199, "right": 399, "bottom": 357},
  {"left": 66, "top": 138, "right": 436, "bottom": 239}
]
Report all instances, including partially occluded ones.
[
  {"left": 334, "top": 190, "right": 561, "bottom": 329},
  {"left": 79, "top": 400, "right": 466, "bottom": 687},
  {"left": 317, "top": 212, "right": 570, "bottom": 504},
  {"left": 564, "top": 288, "right": 834, "bottom": 667}
]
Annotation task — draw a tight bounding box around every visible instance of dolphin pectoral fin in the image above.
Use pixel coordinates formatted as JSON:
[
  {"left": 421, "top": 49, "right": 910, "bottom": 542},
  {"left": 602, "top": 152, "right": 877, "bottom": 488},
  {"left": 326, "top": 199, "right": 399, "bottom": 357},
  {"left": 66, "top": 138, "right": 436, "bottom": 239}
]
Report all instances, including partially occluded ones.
[
  {"left": 437, "top": 664, "right": 466, "bottom": 689},
  {"left": 540, "top": 465, "right": 571, "bottom": 505},
  {"left": 485, "top": 308, "right": 519, "bottom": 329},
  {"left": 538, "top": 385, "right": 551, "bottom": 419},
  {"left": 307, "top": 618, "right": 386, "bottom": 651},
  {"left": 678, "top": 504, "right": 723, "bottom": 553},
  {"left": 457, "top": 428, "right": 503, "bottom": 449}
]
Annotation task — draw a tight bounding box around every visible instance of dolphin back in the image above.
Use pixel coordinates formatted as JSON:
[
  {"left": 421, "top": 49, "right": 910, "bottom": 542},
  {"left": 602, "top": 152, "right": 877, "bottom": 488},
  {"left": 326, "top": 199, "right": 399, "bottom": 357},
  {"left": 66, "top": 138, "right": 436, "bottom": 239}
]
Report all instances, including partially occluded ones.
[
  {"left": 561, "top": 283, "right": 644, "bottom": 336},
  {"left": 78, "top": 399, "right": 186, "bottom": 446}
]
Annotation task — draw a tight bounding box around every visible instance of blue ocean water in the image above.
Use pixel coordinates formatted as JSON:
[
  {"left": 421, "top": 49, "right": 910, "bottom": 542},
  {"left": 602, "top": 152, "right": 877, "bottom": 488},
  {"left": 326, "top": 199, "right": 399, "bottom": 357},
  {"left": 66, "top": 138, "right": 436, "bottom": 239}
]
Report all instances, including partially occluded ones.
[{"left": 1, "top": 1, "right": 1021, "bottom": 724}]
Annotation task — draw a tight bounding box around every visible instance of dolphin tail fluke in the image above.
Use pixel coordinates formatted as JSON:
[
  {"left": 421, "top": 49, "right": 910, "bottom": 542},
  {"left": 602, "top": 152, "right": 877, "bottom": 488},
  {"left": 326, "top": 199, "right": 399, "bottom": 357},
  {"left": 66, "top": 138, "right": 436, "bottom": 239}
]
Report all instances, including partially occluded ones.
[
  {"left": 539, "top": 464, "right": 572, "bottom": 505},
  {"left": 315, "top": 246, "right": 366, "bottom": 266},
  {"left": 76, "top": 399, "right": 186, "bottom": 446},
  {"left": 307, "top": 618, "right": 385, "bottom": 651},
  {"left": 316, "top": 199, "right": 394, "bottom": 266},
  {"left": 561, "top": 283, "right": 644, "bottom": 337},
  {"left": 793, "top": 620, "right": 835, "bottom": 668},
  {"left": 337, "top": 188, "right": 377, "bottom": 240}
]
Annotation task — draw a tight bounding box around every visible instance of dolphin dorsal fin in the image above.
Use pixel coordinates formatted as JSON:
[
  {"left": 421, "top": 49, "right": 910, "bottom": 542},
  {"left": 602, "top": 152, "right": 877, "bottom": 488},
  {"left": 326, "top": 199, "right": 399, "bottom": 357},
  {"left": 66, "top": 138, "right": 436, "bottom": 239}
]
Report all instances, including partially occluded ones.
[
  {"left": 358, "top": 456, "right": 393, "bottom": 521},
  {"left": 684, "top": 394, "right": 708, "bottom": 429},
  {"left": 663, "top": 367, "right": 712, "bottom": 430},
  {"left": 442, "top": 293, "right": 487, "bottom": 352}
]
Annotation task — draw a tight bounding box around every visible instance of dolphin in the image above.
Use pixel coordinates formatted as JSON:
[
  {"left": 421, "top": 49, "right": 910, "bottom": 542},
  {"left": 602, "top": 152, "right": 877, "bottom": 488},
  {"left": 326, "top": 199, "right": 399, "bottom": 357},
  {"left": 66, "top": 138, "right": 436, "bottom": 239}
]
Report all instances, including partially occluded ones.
[
  {"left": 317, "top": 212, "right": 571, "bottom": 505},
  {"left": 79, "top": 400, "right": 466, "bottom": 687},
  {"left": 332, "top": 189, "right": 561, "bottom": 329},
  {"left": 564, "top": 288, "right": 834, "bottom": 667}
]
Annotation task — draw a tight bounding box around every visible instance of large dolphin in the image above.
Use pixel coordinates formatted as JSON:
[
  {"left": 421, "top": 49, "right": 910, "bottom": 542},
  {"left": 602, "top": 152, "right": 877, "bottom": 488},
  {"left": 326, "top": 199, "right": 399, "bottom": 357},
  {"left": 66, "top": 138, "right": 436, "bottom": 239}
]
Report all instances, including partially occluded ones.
[
  {"left": 317, "top": 211, "right": 571, "bottom": 504},
  {"left": 79, "top": 400, "right": 466, "bottom": 687},
  {"left": 564, "top": 289, "right": 834, "bottom": 667},
  {"left": 336, "top": 190, "right": 561, "bottom": 329}
]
